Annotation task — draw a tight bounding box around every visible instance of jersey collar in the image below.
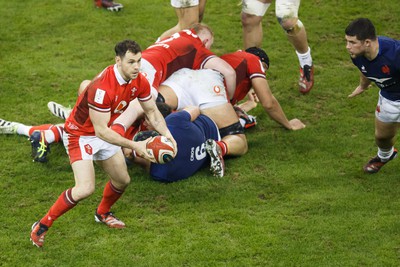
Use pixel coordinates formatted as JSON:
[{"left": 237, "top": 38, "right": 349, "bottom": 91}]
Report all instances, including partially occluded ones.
[{"left": 114, "top": 64, "right": 131, "bottom": 85}]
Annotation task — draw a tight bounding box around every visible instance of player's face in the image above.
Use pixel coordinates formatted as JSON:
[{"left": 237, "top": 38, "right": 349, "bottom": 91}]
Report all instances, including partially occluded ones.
[
  {"left": 117, "top": 51, "right": 141, "bottom": 81},
  {"left": 345, "top": 35, "right": 365, "bottom": 58}
]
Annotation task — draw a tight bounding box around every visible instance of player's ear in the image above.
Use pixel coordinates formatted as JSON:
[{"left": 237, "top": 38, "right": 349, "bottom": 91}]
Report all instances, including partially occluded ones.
[{"left": 115, "top": 55, "right": 122, "bottom": 66}]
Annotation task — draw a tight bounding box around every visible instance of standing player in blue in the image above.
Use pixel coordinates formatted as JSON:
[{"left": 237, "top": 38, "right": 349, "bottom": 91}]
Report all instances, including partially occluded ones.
[
  {"left": 130, "top": 106, "right": 222, "bottom": 182},
  {"left": 346, "top": 18, "right": 400, "bottom": 173}
]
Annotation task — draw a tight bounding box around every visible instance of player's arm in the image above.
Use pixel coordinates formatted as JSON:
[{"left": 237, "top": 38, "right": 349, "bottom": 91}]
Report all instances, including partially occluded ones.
[
  {"left": 252, "top": 77, "right": 305, "bottom": 131},
  {"left": 139, "top": 99, "right": 178, "bottom": 155},
  {"left": 89, "top": 108, "right": 152, "bottom": 160},
  {"left": 113, "top": 99, "right": 143, "bottom": 130},
  {"left": 203, "top": 57, "right": 236, "bottom": 100},
  {"left": 348, "top": 73, "right": 372, "bottom": 98}
]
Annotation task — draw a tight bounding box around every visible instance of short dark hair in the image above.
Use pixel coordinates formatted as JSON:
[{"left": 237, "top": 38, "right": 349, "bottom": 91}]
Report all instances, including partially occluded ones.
[
  {"left": 345, "top": 18, "right": 376, "bottom": 41},
  {"left": 114, "top": 40, "right": 142, "bottom": 58},
  {"left": 245, "top": 47, "right": 270, "bottom": 69}
]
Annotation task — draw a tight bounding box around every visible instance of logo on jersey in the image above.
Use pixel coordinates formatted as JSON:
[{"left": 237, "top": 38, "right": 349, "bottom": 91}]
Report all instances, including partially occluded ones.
[
  {"left": 361, "top": 65, "right": 367, "bottom": 73},
  {"left": 366, "top": 76, "right": 392, "bottom": 84},
  {"left": 94, "top": 89, "right": 106, "bottom": 104},
  {"left": 114, "top": 101, "right": 128, "bottom": 114},
  {"left": 190, "top": 143, "right": 207, "bottom": 161},
  {"left": 381, "top": 65, "right": 390, "bottom": 75},
  {"left": 131, "top": 87, "right": 137, "bottom": 96},
  {"left": 84, "top": 144, "right": 93, "bottom": 155}
]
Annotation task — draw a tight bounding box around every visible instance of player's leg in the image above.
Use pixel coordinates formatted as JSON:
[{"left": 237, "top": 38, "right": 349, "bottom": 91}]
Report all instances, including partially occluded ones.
[
  {"left": 363, "top": 119, "right": 399, "bottom": 173},
  {"left": 30, "top": 160, "right": 95, "bottom": 247},
  {"left": 198, "top": 0, "right": 207, "bottom": 22},
  {"left": 158, "top": 84, "right": 179, "bottom": 110},
  {"left": 158, "top": 0, "right": 200, "bottom": 40},
  {"left": 364, "top": 97, "right": 400, "bottom": 173},
  {"left": 241, "top": 0, "right": 271, "bottom": 49},
  {"left": 29, "top": 124, "right": 64, "bottom": 163},
  {"left": 276, "top": 0, "right": 314, "bottom": 94},
  {"left": 202, "top": 103, "right": 248, "bottom": 156},
  {"left": 94, "top": 0, "right": 123, "bottom": 12},
  {"left": 95, "top": 150, "right": 130, "bottom": 228}
]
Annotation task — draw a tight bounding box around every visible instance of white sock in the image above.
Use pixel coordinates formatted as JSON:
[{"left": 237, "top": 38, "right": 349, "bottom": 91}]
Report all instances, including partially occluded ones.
[
  {"left": 296, "top": 47, "right": 312, "bottom": 68},
  {"left": 16, "top": 125, "right": 31, "bottom": 136},
  {"left": 378, "top": 147, "right": 394, "bottom": 162},
  {"left": 44, "top": 130, "right": 56, "bottom": 143}
]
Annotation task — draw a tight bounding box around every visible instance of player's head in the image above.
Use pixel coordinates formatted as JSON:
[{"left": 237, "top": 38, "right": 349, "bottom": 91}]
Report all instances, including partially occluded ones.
[
  {"left": 345, "top": 18, "right": 376, "bottom": 42},
  {"left": 245, "top": 47, "right": 270, "bottom": 70},
  {"left": 192, "top": 23, "right": 214, "bottom": 49},
  {"left": 345, "top": 18, "right": 376, "bottom": 59},
  {"left": 115, "top": 39, "right": 142, "bottom": 57},
  {"left": 115, "top": 40, "right": 142, "bottom": 81}
]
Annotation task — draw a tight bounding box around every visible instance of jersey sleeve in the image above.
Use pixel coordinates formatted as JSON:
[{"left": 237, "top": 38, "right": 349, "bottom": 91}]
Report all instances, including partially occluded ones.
[
  {"left": 247, "top": 54, "right": 267, "bottom": 80},
  {"left": 86, "top": 83, "right": 113, "bottom": 113},
  {"left": 136, "top": 74, "right": 153, "bottom": 102}
]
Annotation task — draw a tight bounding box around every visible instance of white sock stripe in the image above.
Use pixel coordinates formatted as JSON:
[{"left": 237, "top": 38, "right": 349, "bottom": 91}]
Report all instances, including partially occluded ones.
[{"left": 65, "top": 189, "right": 77, "bottom": 205}]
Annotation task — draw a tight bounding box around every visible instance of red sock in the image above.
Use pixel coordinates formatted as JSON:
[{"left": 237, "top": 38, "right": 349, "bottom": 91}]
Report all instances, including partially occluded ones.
[
  {"left": 40, "top": 188, "right": 77, "bottom": 228},
  {"left": 28, "top": 124, "right": 53, "bottom": 135},
  {"left": 49, "top": 125, "right": 64, "bottom": 143},
  {"left": 216, "top": 141, "right": 228, "bottom": 156},
  {"left": 96, "top": 181, "right": 124, "bottom": 215}
]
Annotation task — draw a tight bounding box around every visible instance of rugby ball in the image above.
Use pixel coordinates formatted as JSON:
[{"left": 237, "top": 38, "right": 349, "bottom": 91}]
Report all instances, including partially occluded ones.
[{"left": 146, "top": 136, "right": 175, "bottom": 164}]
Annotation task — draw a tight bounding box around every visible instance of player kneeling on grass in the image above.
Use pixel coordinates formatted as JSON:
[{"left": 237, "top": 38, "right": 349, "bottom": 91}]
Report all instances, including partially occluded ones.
[{"left": 30, "top": 40, "right": 177, "bottom": 248}]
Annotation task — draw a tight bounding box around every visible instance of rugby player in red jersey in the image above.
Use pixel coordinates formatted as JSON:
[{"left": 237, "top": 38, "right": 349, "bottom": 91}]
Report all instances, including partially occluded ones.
[{"left": 30, "top": 40, "right": 176, "bottom": 248}]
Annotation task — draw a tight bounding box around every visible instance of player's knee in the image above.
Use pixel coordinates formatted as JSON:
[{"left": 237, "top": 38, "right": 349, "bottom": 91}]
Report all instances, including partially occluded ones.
[
  {"left": 277, "top": 17, "right": 303, "bottom": 35},
  {"left": 74, "top": 184, "right": 95, "bottom": 200},
  {"left": 235, "top": 136, "right": 248, "bottom": 156},
  {"left": 241, "top": 12, "right": 262, "bottom": 27}
]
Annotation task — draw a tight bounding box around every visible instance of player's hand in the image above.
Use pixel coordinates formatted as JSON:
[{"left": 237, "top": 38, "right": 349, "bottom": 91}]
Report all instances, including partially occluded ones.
[
  {"left": 247, "top": 89, "right": 259, "bottom": 103},
  {"left": 348, "top": 85, "right": 369, "bottom": 98},
  {"left": 163, "top": 133, "right": 178, "bottom": 157},
  {"left": 289, "top": 119, "right": 306, "bottom": 130},
  {"left": 131, "top": 139, "right": 157, "bottom": 163},
  {"left": 122, "top": 147, "right": 134, "bottom": 159}
]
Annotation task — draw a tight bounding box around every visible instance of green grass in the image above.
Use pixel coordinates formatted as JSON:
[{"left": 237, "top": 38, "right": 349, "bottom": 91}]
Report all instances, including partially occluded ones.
[{"left": 1, "top": 0, "right": 400, "bottom": 266}]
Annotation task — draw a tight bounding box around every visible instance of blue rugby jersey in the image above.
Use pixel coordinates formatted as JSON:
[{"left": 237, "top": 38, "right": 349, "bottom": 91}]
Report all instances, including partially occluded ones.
[
  {"left": 351, "top": 36, "right": 400, "bottom": 100},
  {"left": 150, "top": 110, "right": 220, "bottom": 182}
]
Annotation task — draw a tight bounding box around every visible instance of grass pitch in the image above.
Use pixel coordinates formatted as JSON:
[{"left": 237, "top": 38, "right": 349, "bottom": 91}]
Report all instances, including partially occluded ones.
[{"left": 1, "top": 0, "right": 400, "bottom": 266}]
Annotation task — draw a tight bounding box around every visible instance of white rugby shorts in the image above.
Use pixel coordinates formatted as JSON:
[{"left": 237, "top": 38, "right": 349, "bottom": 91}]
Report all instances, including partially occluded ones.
[
  {"left": 161, "top": 68, "right": 228, "bottom": 110},
  {"left": 375, "top": 94, "right": 400, "bottom": 123},
  {"left": 63, "top": 133, "right": 120, "bottom": 164},
  {"left": 242, "top": 0, "right": 300, "bottom": 18},
  {"left": 171, "top": 0, "right": 199, "bottom": 8}
]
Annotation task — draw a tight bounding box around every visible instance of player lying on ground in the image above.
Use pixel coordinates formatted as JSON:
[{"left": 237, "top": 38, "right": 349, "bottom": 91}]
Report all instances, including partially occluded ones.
[{"left": 125, "top": 106, "right": 225, "bottom": 181}]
